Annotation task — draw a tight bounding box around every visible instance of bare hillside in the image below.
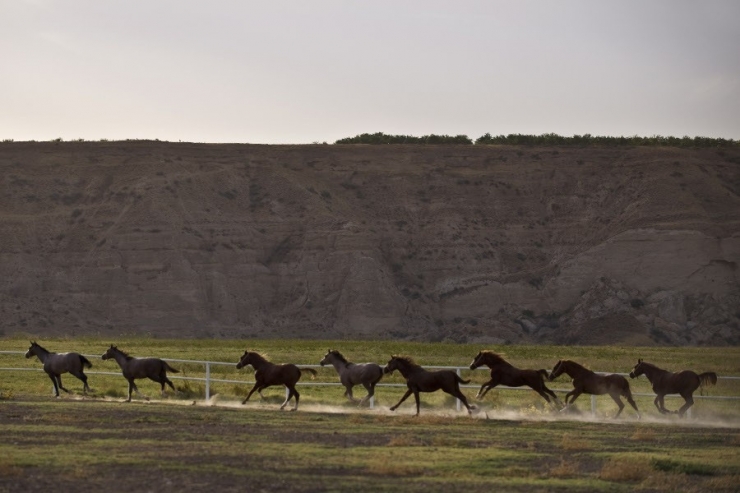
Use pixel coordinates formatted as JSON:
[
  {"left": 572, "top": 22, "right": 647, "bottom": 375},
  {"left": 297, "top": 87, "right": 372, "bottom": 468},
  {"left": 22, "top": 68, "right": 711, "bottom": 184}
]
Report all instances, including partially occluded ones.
[{"left": 1, "top": 141, "right": 739, "bottom": 345}]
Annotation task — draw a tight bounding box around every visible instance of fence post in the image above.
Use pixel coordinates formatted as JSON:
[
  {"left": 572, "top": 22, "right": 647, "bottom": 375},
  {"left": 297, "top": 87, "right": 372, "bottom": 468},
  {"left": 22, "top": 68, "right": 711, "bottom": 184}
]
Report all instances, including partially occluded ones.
[
  {"left": 205, "top": 362, "right": 210, "bottom": 401},
  {"left": 591, "top": 395, "right": 596, "bottom": 416},
  {"left": 456, "top": 368, "right": 461, "bottom": 412},
  {"left": 370, "top": 396, "right": 374, "bottom": 409}
]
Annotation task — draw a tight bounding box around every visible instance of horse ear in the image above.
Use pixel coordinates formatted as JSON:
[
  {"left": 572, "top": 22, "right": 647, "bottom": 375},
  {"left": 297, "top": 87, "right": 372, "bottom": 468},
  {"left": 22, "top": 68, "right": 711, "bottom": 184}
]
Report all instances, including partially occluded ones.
[{"left": 638, "top": 358, "right": 643, "bottom": 363}]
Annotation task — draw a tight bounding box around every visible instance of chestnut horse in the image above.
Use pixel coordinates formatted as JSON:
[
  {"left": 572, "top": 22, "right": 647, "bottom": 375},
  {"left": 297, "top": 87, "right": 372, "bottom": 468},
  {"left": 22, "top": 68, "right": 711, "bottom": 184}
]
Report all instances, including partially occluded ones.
[
  {"left": 383, "top": 355, "right": 476, "bottom": 416},
  {"left": 629, "top": 359, "right": 717, "bottom": 417},
  {"left": 469, "top": 350, "right": 562, "bottom": 407},
  {"left": 550, "top": 359, "right": 640, "bottom": 418},
  {"left": 236, "top": 351, "right": 317, "bottom": 411}
]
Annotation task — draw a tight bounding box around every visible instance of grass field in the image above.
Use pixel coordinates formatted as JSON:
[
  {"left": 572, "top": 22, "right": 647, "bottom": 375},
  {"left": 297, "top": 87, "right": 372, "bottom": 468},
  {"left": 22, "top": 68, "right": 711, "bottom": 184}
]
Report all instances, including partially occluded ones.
[{"left": 1, "top": 337, "right": 739, "bottom": 492}]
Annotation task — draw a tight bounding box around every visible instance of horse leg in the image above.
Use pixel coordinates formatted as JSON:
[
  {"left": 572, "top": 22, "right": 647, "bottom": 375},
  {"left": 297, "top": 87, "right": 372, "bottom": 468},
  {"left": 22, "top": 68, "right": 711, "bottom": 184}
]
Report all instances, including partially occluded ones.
[
  {"left": 677, "top": 392, "right": 694, "bottom": 418},
  {"left": 242, "top": 384, "right": 262, "bottom": 404},
  {"left": 657, "top": 394, "right": 674, "bottom": 414},
  {"left": 70, "top": 371, "right": 90, "bottom": 393},
  {"left": 450, "top": 388, "right": 475, "bottom": 414},
  {"left": 345, "top": 385, "right": 359, "bottom": 403},
  {"left": 609, "top": 393, "right": 625, "bottom": 418},
  {"left": 358, "top": 383, "right": 374, "bottom": 406},
  {"left": 390, "top": 389, "right": 413, "bottom": 411},
  {"left": 477, "top": 379, "right": 494, "bottom": 399},
  {"left": 48, "top": 373, "right": 60, "bottom": 397},
  {"left": 413, "top": 391, "right": 421, "bottom": 417},
  {"left": 127, "top": 379, "right": 135, "bottom": 402},
  {"left": 543, "top": 387, "right": 563, "bottom": 408},
  {"left": 625, "top": 393, "right": 640, "bottom": 419},
  {"left": 281, "top": 386, "right": 299, "bottom": 411},
  {"left": 56, "top": 375, "right": 70, "bottom": 393}
]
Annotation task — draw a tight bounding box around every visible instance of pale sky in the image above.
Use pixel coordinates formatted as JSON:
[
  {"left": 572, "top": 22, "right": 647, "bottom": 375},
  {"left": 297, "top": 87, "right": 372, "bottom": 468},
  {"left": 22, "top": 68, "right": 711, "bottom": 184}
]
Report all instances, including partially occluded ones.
[{"left": 2, "top": 1, "right": 739, "bottom": 144}]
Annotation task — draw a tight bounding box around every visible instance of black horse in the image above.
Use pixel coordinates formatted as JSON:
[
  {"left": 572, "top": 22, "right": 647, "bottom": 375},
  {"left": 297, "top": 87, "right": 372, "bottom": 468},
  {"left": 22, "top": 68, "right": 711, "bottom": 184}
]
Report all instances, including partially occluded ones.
[
  {"left": 629, "top": 359, "right": 717, "bottom": 417},
  {"left": 102, "top": 345, "right": 179, "bottom": 402},
  {"left": 25, "top": 341, "right": 92, "bottom": 397},
  {"left": 383, "top": 355, "right": 476, "bottom": 416}
]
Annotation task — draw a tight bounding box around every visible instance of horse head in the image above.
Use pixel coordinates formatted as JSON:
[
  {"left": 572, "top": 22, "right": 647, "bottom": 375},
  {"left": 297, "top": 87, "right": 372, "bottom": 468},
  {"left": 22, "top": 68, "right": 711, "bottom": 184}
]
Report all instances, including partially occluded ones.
[
  {"left": 383, "top": 356, "right": 400, "bottom": 375},
  {"left": 236, "top": 350, "right": 250, "bottom": 369},
  {"left": 101, "top": 345, "right": 116, "bottom": 360},
  {"left": 469, "top": 351, "right": 484, "bottom": 370},
  {"left": 24, "top": 341, "right": 37, "bottom": 358},
  {"left": 549, "top": 360, "right": 564, "bottom": 381},
  {"left": 629, "top": 359, "right": 645, "bottom": 379},
  {"left": 319, "top": 349, "right": 334, "bottom": 367}
]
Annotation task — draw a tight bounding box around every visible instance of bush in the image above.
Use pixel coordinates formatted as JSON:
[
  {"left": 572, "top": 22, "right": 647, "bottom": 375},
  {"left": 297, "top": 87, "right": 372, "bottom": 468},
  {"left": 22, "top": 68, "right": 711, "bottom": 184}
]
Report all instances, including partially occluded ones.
[
  {"left": 335, "top": 132, "right": 472, "bottom": 145},
  {"left": 474, "top": 132, "right": 738, "bottom": 148}
]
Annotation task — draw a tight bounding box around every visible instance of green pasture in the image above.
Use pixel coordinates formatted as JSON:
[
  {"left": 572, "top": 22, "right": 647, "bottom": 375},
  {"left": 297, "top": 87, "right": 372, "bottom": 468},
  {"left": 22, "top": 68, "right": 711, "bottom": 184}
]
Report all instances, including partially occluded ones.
[
  {"left": 1, "top": 397, "right": 739, "bottom": 492},
  {"left": 1, "top": 337, "right": 739, "bottom": 420}
]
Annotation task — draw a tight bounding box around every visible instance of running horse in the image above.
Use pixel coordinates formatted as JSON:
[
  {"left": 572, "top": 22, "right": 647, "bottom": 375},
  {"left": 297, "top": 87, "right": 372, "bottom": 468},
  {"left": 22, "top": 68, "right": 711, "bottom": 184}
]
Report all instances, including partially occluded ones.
[
  {"left": 236, "top": 351, "right": 318, "bottom": 411},
  {"left": 320, "top": 349, "right": 383, "bottom": 406},
  {"left": 549, "top": 359, "right": 640, "bottom": 418},
  {"left": 469, "top": 350, "right": 562, "bottom": 407},
  {"left": 383, "top": 355, "right": 476, "bottom": 416},
  {"left": 25, "top": 341, "right": 92, "bottom": 397},
  {"left": 102, "top": 345, "right": 179, "bottom": 402},
  {"left": 629, "top": 359, "right": 717, "bottom": 417}
]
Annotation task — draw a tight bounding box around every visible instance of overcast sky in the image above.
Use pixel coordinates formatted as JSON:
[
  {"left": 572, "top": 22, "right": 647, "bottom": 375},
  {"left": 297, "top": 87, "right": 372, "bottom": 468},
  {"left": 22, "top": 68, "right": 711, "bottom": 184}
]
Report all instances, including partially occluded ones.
[{"left": 2, "top": 1, "right": 739, "bottom": 144}]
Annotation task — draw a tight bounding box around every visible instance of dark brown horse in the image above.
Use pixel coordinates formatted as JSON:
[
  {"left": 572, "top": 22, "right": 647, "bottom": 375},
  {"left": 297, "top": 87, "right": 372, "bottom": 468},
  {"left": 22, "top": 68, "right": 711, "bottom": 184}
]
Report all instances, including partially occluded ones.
[
  {"left": 383, "top": 355, "right": 476, "bottom": 416},
  {"left": 320, "top": 349, "right": 383, "bottom": 406},
  {"left": 25, "top": 341, "right": 92, "bottom": 397},
  {"left": 102, "top": 345, "right": 179, "bottom": 402},
  {"left": 549, "top": 359, "right": 640, "bottom": 418},
  {"left": 236, "top": 351, "right": 318, "bottom": 411},
  {"left": 469, "top": 350, "right": 562, "bottom": 407},
  {"left": 629, "top": 359, "right": 717, "bottom": 417}
]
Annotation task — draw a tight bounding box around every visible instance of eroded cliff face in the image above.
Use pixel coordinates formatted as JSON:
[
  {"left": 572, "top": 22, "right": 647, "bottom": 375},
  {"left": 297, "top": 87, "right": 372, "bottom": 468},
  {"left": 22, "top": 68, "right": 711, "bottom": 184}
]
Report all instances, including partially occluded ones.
[{"left": 1, "top": 141, "right": 738, "bottom": 344}]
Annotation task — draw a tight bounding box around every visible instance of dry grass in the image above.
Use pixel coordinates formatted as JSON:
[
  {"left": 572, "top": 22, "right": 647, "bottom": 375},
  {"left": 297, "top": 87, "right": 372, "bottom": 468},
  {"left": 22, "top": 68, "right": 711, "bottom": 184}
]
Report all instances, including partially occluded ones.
[
  {"left": 387, "top": 435, "right": 424, "bottom": 447},
  {"left": 599, "top": 457, "right": 653, "bottom": 482},
  {"left": 630, "top": 427, "right": 657, "bottom": 441},
  {"left": 364, "top": 456, "right": 424, "bottom": 477},
  {"left": 703, "top": 475, "right": 740, "bottom": 491},
  {"left": 560, "top": 432, "right": 593, "bottom": 450},
  {"left": 549, "top": 458, "right": 580, "bottom": 478}
]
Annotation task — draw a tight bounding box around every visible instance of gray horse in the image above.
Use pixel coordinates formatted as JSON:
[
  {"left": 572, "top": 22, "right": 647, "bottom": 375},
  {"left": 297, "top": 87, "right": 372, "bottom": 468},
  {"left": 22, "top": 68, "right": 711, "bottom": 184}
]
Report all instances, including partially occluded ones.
[
  {"left": 102, "top": 345, "right": 179, "bottom": 402},
  {"left": 320, "top": 349, "right": 383, "bottom": 406},
  {"left": 25, "top": 341, "right": 92, "bottom": 397}
]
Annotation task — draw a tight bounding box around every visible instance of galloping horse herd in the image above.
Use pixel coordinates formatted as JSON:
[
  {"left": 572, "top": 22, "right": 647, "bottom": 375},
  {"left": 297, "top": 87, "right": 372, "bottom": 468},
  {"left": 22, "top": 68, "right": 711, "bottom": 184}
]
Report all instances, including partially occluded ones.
[{"left": 24, "top": 342, "right": 718, "bottom": 419}]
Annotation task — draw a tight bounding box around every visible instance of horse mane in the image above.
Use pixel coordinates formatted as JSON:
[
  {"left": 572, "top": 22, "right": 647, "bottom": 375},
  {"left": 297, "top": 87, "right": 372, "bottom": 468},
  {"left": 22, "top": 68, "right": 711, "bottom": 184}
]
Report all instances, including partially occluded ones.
[
  {"left": 31, "top": 342, "right": 49, "bottom": 353},
  {"left": 479, "top": 350, "right": 509, "bottom": 365},
  {"left": 111, "top": 346, "right": 134, "bottom": 361},
  {"left": 391, "top": 355, "right": 419, "bottom": 367},
  {"left": 247, "top": 351, "right": 269, "bottom": 363},
  {"left": 328, "top": 350, "right": 350, "bottom": 365},
  {"left": 638, "top": 360, "right": 661, "bottom": 371}
]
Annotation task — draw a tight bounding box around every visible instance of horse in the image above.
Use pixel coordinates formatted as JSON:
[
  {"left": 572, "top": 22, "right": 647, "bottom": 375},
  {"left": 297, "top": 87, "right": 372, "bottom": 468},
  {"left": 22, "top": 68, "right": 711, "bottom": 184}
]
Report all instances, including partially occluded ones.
[
  {"left": 320, "top": 349, "right": 383, "bottom": 406},
  {"left": 101, "top": 345, "right": 179, "bottom": 402},
  {"left": 629, "top": 359, "right": 717, "bottom": 417},
  {"left": 549, "top": 359, "right": 640, "bottom": 418},
  {"left": 383, "top": 355, "right": 476, "bottom": 416},
  {"left": 236, "top": 351, "right": 318, "bottom": 411},
  {"left": 25, "top": 341, "right": 92, "bottom": 397},
  {"left": 469, "top": 350, "right": 562, "bottom": 407}
]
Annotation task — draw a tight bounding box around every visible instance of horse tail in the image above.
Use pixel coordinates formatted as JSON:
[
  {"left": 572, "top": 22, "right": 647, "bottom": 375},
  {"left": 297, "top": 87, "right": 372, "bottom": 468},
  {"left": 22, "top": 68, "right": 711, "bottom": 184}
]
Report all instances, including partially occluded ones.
[
  {"left": 79, "top": 355, "right": 93, "bottom": 369},
  {"left": 538, "top": 369, "right": 549, "bottom": 380},
  {"left": 699, "top": 372, "right": 717, "bottom": 387},
  {"left": 456, "top": 374, "right": 471, "bottom": 385},
  {"left": 164, "top": 361, "right": 179, "bottom": 373},
  {"left": 301, "top": 368, "right": 318, "bottom": 380}
]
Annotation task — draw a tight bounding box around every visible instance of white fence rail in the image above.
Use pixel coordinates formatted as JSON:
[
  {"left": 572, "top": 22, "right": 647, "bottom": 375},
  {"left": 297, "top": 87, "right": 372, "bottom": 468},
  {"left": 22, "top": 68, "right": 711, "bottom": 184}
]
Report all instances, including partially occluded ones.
[{"left": 2, "top": 351, "right": 738, "bottom": 415}]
